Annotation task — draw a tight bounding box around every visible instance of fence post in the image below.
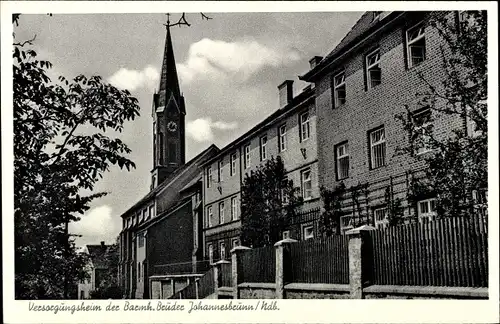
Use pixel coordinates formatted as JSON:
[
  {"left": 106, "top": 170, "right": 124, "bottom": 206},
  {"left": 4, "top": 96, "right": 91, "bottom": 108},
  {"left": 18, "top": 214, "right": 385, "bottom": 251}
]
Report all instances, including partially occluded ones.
[
  {"left": 274, "top": 238, "right": 298, "bottom": 299},
  {"left": 230, "top": 246, "right": 251, "bottom": 299},
  {"left": 346, "top": 225, "right": 376, "bottom": 299}
]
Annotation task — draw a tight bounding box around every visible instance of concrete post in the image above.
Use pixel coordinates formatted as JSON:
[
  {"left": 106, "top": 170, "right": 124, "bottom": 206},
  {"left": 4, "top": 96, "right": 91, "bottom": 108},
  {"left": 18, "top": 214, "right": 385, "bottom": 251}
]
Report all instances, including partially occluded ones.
[
  {"left": 274, "top": 238, "right": 298, "bottom": 299},
  {"left": 195, "top": 279, "right": 199, "bottom": 299},
  {"left": 230, "top": 245, "right": 251, "bottom": 299},
  {"left": 346, "top": 225, "right": 376, "bottom": 299}
]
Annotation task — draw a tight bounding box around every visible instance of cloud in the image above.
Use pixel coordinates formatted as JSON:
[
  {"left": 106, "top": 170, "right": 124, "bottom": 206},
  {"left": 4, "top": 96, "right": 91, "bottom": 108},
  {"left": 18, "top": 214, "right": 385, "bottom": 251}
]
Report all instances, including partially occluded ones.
[
  {"left": 69, "top": 205, "right": 119, "bottom": 246},
  {"left": 186, "top": 118, "right": 238, "bottom": 142},
  {"left": 107, "top": 65, "right": 159, "bottom": 91},
  {"left": 177, "top": 38, "right": 301, "bottom": 84}
]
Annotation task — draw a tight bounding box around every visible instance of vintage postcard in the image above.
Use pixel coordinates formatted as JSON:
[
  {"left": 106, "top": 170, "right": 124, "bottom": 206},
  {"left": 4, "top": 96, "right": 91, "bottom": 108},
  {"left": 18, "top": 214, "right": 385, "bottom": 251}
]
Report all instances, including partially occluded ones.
[{"left": 1, "top": 1, "right": 499, "bottom": 323}]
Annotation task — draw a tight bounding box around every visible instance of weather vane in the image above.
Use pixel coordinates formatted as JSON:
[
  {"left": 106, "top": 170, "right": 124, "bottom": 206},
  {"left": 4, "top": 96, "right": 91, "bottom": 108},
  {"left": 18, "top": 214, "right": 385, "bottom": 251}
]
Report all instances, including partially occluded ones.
[{"left": 163, "top": 12, "right": 212, "bottom": 29}]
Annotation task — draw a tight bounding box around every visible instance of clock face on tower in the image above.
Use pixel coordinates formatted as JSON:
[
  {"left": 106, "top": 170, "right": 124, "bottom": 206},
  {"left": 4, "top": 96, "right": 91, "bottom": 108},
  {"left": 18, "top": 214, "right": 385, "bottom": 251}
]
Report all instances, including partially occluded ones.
[{"left": 167, "top": 121, "right": 178, "bottom": 133}]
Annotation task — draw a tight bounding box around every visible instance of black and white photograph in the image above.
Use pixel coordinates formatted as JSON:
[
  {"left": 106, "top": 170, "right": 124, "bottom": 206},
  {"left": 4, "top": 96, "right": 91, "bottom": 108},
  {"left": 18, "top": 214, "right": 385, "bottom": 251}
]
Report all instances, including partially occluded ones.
[{"left": 2, "top": 1, "right": 498, "bottom": 323}]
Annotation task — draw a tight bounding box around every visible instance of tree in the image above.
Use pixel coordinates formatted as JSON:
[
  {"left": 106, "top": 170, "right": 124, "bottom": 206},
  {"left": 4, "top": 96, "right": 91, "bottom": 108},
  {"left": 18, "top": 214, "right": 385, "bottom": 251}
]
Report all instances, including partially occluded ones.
[
  {"left": 395, "top": 11, "right": 487, "bottom": 219},
  {"left": 13, "top": 14, "right": 140, "bottom": 299},
  {"left": 319, "top": 183, "right": 346, "bottom": 236},
  {"left": 240, "top": 156, "right": 303, "bottom": 248}
]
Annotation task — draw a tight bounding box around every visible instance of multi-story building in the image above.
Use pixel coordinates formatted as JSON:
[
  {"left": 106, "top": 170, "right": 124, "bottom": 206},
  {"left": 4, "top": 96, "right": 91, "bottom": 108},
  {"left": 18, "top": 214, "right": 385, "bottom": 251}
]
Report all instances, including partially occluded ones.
[
  {"left": 300, "top": 11, "right": 472, "bottom": 230},
  {"left": 118, "top": 24, "right": 219, "bottom": 299},
  {"left": 201, "top": 79, "right": 320, "bottom": 263},
  {"left": 78, "top": 241, "right": 111, "bottom": 299}
]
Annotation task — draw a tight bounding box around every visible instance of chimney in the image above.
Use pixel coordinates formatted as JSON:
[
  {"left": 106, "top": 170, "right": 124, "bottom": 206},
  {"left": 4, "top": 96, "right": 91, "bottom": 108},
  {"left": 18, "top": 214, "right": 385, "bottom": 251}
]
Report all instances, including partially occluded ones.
[
  {"left": 100, "top": 241, "right": 105, "bottom": 247},
  {"left": 278, "top": 80, "right": 294, "bottom": 108},
  {"left": 309, "top": 56, "right": 323, "bottom": 69}
]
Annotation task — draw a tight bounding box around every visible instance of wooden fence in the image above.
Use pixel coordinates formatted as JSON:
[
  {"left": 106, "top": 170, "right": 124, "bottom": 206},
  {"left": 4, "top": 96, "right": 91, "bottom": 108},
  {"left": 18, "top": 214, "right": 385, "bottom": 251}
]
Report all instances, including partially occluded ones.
[
  {"left": 368, "top": 215, "right": 488, "bottom": 287},
  {"left": 287, "top": 234, "right": 349, "bottom": 284},
  {"left": 239, "top": 245, "right": 275, "bottom": 283}
]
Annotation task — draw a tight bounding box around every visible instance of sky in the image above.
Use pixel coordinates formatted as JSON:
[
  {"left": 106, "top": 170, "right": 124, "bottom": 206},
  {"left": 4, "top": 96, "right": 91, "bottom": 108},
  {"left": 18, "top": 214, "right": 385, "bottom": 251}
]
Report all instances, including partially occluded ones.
[{"left": 13, "top": 11, "right": 364, "bottom": 247}]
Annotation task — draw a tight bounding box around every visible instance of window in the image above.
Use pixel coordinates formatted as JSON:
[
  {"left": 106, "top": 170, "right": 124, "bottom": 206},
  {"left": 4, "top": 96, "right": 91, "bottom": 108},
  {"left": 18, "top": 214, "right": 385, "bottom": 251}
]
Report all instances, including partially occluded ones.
[
  {"left": 206, "top": 166, "right": 212, "bottom": 188},
  {"left": 244, "top": 144, "right": 251, "bottom": 169},
  {"left": 137, "top": 263, "right": 141, "bottom": 281},
  {"left": 282, "top": 231, "right": 290, "bottom": 240},
  {"left": 220, "top": 242, "right": 226, "bottom": 260},
  {"left": 208, "top": 244, "right": 214, "bottom": 264},
  {"left": 231, "top": 238, "right": 240, "bottom": 248},
  {"left": 372, "top": 11, "right": 382, "bottom": 21},
  {"left": 333, "top": 71, "right": 346, "bottom": 107},
  {"left": 406, "top": 23, "right": 426, "bottom": 68},
  {"left": 148, "top": 205, "right": 154, "bottom": 219},
  {"left": 218, "top": 159, "right": 223, "bottom": 182},
  {"left": 413, "top": 108, "right": 432, "bottom": 154},
  {"left": 301, "top": 168, "right": 312, "bottom": 200},
  {"left": 472, "top": 189, "right": 488, "bottom": 216},
  {"left": 278, "top": 124, "right": 287, "bottom": 152},
  {"left": 302, "top": 225, "right": 314, "bottom": 240},
  {"left": 207, "top": 206, "right": 213, "bottom": 227},
  {"left": 142, "top": 209, "right": 147, "bottom": 222},
  {"left": 374, "top": 207, "right": 389, "bottom": 228},
  {"left": 231, "top": 196, "right": 238, "bottom": 220},
  {"left": 418, "top": 198, "right": 437, "bottom": 222},
  {"left": 230, "top": 153, "right": 237, "bottom": 176},
  {"left": 138, "top": 233, "right": 145, "bottom": 248},
  {"left": 340, "top": 215, "right": 354, "bottom": 232},
  {"left": 369, "top": 127, "right": 386, "bottom": 169},
  {"left": 259, "top": 135, "right": 267, "bottom": 161},
  {"left": 336, "top": 142, "right": 349, "bottom": 180},
  {"left": 299, "top": 112, "right": 310, "bottom": 142},
  {"left": 219, "top": 202, "right": 225, "bottom": 224},
  {"left": 366, "top": 48, "right": 381, "bottom": 89}
]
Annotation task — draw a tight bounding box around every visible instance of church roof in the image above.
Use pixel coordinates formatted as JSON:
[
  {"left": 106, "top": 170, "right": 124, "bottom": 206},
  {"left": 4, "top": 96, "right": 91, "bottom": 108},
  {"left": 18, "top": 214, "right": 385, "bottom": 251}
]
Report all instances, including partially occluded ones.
[{"left": 157, "top": 26, "right": 185, "bottom": 114}]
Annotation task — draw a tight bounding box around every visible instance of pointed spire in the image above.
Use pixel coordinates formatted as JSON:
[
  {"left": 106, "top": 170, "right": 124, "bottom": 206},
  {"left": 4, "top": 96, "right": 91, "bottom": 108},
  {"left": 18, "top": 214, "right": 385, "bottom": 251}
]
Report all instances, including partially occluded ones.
[{"left": 159, "top": 24, "right": 181, "bottom": 98}]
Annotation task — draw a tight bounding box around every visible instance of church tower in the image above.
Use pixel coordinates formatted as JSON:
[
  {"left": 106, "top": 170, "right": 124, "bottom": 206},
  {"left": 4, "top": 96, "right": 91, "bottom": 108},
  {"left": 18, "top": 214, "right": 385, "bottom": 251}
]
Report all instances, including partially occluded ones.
[{"left": 151, "top": 23, "right": 186, "bottom": 190}]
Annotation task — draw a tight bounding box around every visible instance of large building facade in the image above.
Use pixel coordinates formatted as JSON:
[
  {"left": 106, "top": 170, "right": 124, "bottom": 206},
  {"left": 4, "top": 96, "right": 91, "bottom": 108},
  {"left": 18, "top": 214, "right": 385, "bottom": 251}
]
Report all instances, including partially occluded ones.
[
  {"left": 201, "top": 80, "right": 321, "bottom": 264},
  {"left": 300, "top": 11, "right": 472, "bottom": 231}
]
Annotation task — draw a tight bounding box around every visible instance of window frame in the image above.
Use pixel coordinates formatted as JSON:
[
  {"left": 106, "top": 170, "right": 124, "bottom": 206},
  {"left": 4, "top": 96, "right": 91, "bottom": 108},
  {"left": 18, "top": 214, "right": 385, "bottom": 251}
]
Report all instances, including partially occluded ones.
[
  {"left": 231, "top": 238, "right": 240, "bottom": 248},
  {"left": 406, "top": 22, "right": 426, "bottom": 68},
  {"left": 366, "top": 48, "right": 382, "bottom": 90},
  {"left": 417, "top": 198, "right": 437, "bottom": 222},
  {"left": 207, "top": 166, "right": 212, "bottom": 188},
  {"left": 299, "top": 111, "right": 310, "bottom": 142},
  {"left": 260, "top": 134, "right": 268, "bottom": 161},
  {"left": 369, "top": 126, "right": 386, "bottom": 169},
  {"left": 278, "top": 124, "right": 287, "bottom": 152},
  {"left": 282, "top": 230, "right": 290, "bottom": 240},
  {"left": 335, "top": 141, "right": 349, "bottom": 180},
  {"left": 218, "top": 159, "right": 223, "bottom": 182},
  {"left": 231, "top": 196, "right": 238, "bottom": 221},
  {"left": 244, "top": 144, "right": 251, "bottom": 169},
  {"left": 220, "top": 242, "right": 226, "bottom": 260},
  {"left": 412, "top": 107, "right": 433, "bottom": 155},
  {"left": 373, "top": 207, "right": 389, "bottom": 228},
  {"left": 302, "top": 224, "right": 314, "bottom": 240},
  {"left": 230, "top": 153, "right": 237, "bottom": 176},
  {"left": 208, "top": 244, "right": 214, "bottom": 264},
  {"left": 333, "top": 71, "right": 346, "bottom": 108},
  {"left": 219, "top": 201, "right": 225, "bottom": 224},
  {"left": 207, "top": 206, "right": 213, "bottom": 228},
  {"left": 301, "top": 168, "right": 313, "bottom": 200}
]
